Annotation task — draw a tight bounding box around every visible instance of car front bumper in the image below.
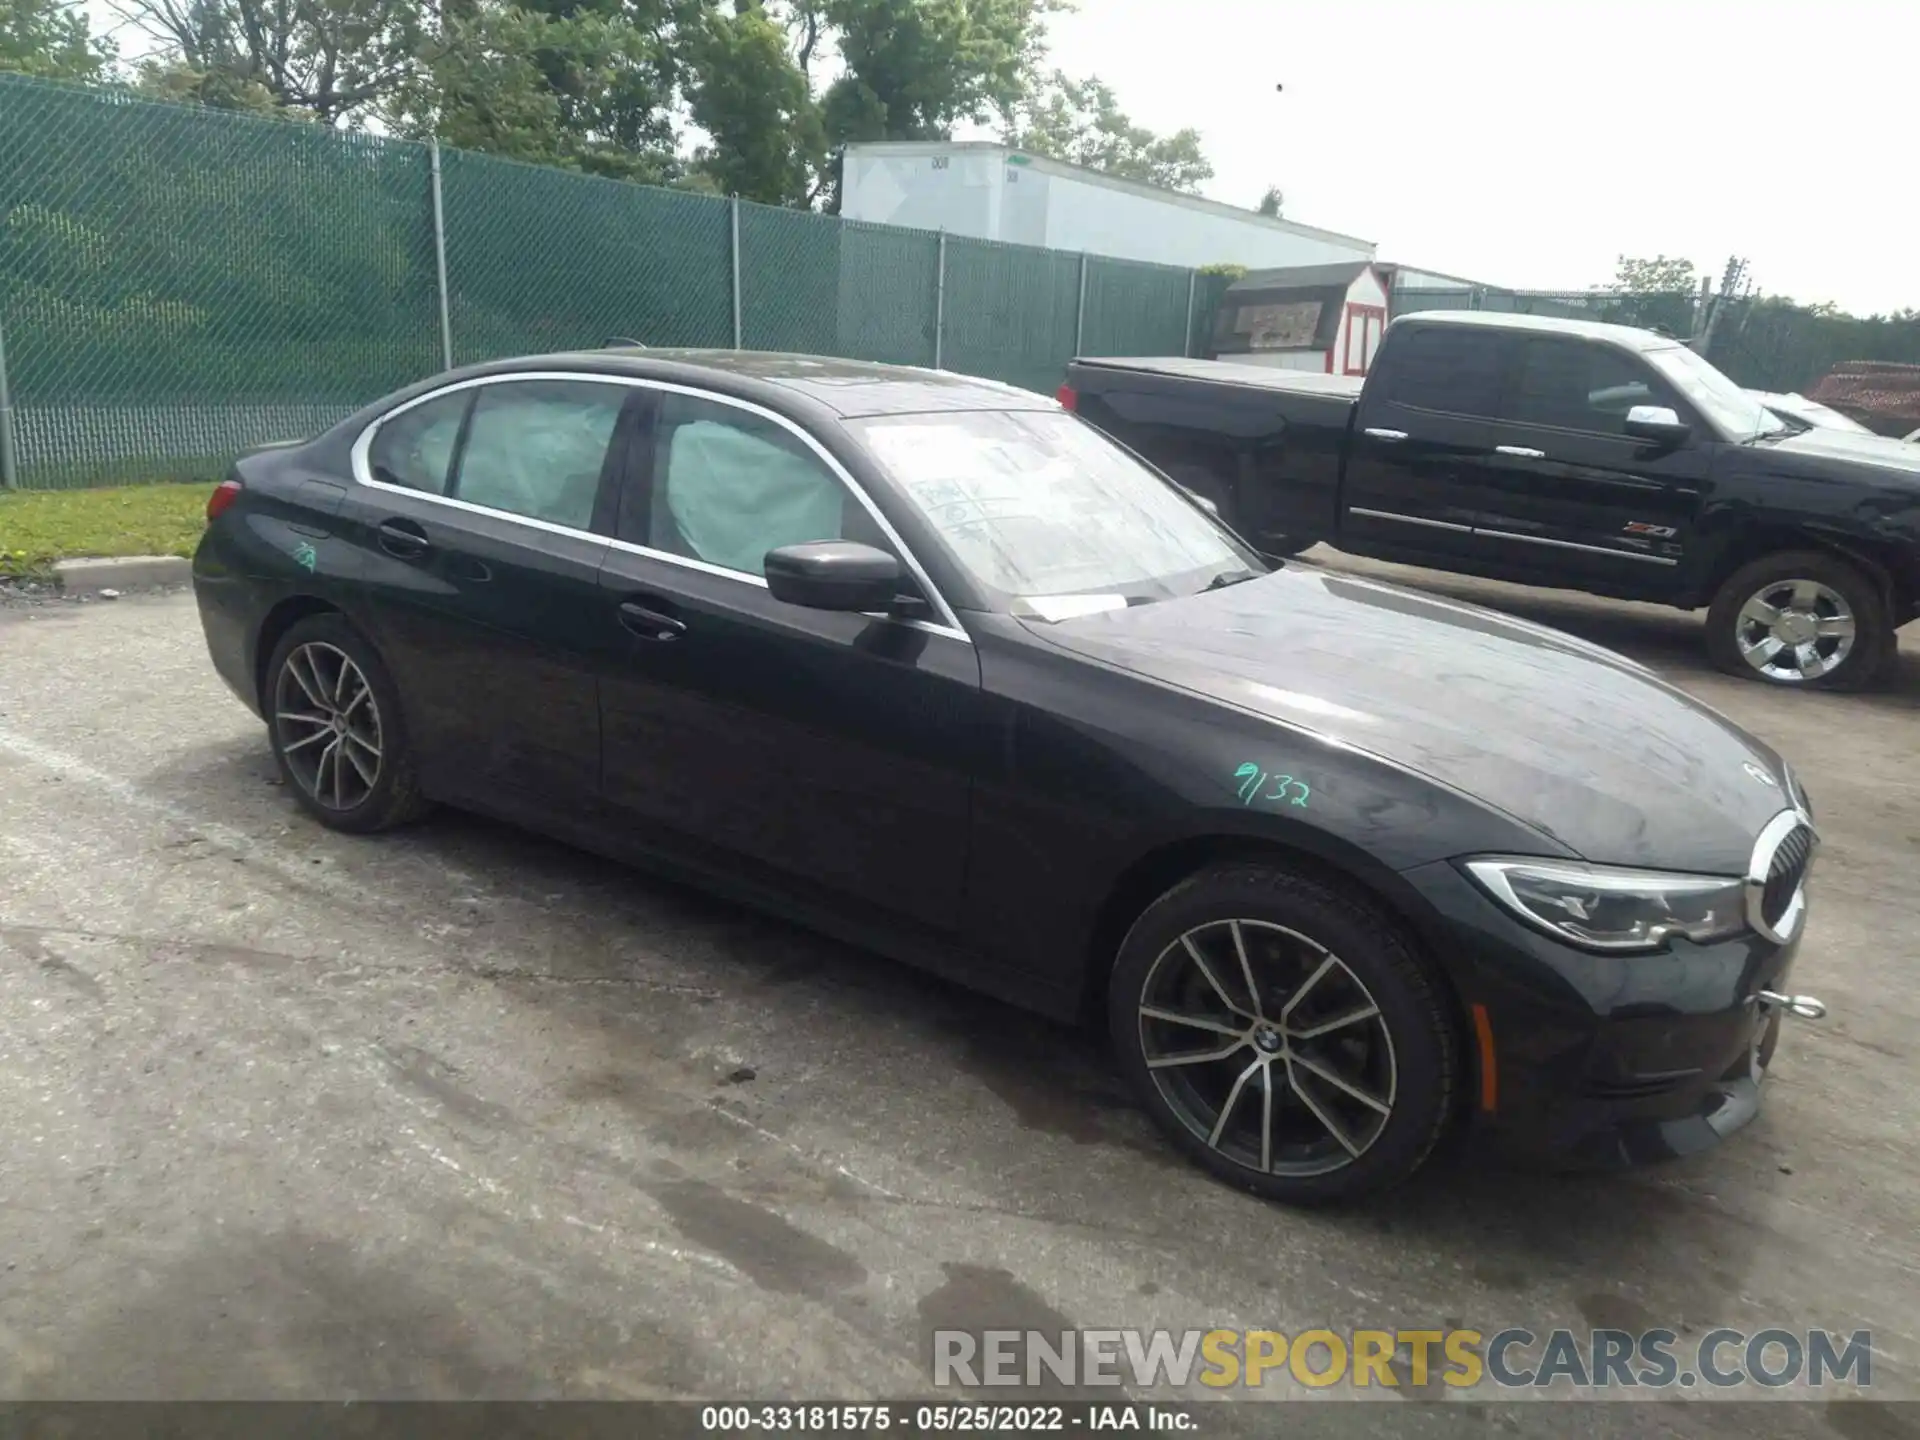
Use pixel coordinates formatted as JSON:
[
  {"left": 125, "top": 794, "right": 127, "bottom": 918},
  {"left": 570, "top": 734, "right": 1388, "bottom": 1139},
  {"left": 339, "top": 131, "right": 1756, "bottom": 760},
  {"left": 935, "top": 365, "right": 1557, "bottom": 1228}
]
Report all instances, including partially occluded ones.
[{"left": 1400, "top": 859, "right": 1822, "bottom": 1171}]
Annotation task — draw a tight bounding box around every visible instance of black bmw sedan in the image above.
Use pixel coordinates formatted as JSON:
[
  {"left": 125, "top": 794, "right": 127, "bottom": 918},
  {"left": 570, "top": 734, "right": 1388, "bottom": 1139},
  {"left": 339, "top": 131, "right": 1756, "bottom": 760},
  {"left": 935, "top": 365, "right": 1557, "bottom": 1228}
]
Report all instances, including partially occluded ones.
[{"left": 192, "top": 348, "right": 1826, "bottom": 1205}]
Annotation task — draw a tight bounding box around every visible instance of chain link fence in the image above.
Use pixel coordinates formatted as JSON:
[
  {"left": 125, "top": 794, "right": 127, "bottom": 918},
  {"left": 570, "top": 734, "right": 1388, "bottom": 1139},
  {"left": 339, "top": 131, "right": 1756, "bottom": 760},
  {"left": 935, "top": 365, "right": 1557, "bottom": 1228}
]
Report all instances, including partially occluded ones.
[
  {"left": 0, "top": 73, "right": 1213, "bottom": 490},
  {"left": 0, "top": 75, "right": 442, "bottom": 488}
]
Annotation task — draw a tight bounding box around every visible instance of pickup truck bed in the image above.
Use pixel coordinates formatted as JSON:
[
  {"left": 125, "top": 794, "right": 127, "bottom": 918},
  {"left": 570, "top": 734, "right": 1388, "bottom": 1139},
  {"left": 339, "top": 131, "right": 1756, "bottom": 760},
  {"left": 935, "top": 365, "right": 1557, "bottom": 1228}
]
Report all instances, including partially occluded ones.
[{"left": 1061, "top": 359, "right": 1360, "bottom": 556}]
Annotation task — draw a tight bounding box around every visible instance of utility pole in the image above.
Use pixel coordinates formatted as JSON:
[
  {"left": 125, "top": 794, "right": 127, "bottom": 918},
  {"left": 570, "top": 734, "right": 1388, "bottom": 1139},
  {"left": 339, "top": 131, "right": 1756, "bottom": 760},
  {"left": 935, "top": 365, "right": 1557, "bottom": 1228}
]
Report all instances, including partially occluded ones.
[{"left": 1695, "top": 256, "right": 1748, "bottom": 358}]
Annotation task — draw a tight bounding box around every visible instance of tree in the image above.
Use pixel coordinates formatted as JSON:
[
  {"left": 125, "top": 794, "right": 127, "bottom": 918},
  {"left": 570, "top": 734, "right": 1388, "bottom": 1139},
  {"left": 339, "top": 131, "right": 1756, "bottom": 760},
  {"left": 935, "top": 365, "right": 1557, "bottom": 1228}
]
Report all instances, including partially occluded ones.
[
  {"left": 1256, "top": 184, "right": 1282, "bottom": 217},
  {"left": 1603, "top": 255, "right": 1701, "bottom": 337},
  {"left": 385, "top": 0, "right": 688, "bottom": 182},
  {"left": 683, "top": 0, "right": 823, "bottom": 203},
  {"left": 1, "top": 0, "right": 111, "bottom": 81},
  {"left": 1010, "top": 70, "right": 1211, "bottom": 192},
  {"left": 130, "top": 56, "right": 284, "bottom": 112},
  {"left": 104, "top": 0, "right": 427, "bottom": 123},
  {"left": 1611, "top": 254, "right": 1697, "bottom": 294},
  {"left": 506, "top": 0, "right": 690, "bottom": 181},
  {"left": 822, "top": 0, "right": 1057, "bottom": 142}
]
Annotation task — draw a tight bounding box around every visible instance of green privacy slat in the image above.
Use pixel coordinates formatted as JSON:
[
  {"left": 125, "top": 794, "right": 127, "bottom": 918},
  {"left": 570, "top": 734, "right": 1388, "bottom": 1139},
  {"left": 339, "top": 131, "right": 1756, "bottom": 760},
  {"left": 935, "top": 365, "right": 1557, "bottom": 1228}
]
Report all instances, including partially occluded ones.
[{"left": 0, "top": 73, "right": 1209, "bottom": 489}]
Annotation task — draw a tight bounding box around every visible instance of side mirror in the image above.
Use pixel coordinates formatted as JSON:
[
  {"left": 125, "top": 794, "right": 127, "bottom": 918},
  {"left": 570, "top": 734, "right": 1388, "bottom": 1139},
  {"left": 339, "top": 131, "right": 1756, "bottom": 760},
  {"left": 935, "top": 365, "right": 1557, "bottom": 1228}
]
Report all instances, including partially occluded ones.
[
  {"left": 764, "top": 540, "right": 905, "bottom": 613},
  {"left": 1624, "top": 405, "right": 1691, "bottom": 445}
]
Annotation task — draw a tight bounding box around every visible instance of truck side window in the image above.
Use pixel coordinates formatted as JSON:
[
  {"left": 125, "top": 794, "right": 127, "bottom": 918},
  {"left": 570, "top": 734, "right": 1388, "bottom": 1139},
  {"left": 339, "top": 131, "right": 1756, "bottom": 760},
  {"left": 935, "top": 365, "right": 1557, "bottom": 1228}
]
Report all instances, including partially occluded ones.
[
  {"left": 1380, "top": 328, "right": 1505, "bottom": 417},
  {"left": 1507, "top": 339, "right": 1683, "bottom": 435}
]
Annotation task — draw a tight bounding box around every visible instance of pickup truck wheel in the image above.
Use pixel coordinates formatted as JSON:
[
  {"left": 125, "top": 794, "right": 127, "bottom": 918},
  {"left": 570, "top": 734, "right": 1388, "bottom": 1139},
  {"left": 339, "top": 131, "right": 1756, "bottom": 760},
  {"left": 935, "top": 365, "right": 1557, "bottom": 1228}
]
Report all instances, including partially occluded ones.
[
  {"left": 1705, "top": 551, "right": 1893, "bottom": 691},
  {"left": 1109, "top": 863, "right": 1457, "bottom": 1206}
]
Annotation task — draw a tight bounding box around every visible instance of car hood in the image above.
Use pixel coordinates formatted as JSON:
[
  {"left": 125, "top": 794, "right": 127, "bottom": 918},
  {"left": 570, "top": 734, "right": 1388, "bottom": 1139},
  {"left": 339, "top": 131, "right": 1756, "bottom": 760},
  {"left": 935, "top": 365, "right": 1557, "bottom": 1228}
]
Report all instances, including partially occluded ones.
[
  {"left": 1031, "top": 567, "right": 1795, "bottom": 874},
  {"left": 1767, "top": 426, "right": 1920, "bottom": 481}
]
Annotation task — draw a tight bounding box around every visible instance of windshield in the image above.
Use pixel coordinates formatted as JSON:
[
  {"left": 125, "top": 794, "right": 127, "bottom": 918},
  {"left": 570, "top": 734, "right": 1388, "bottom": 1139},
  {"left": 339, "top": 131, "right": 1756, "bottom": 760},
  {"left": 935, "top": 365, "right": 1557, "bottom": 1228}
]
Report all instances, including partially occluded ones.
[
  {"left": 851, "top": 409, "right": 1262, "bottom": 617},
  {"left": 1642, "top": 345, "right": 1785, "bottom": 441}
]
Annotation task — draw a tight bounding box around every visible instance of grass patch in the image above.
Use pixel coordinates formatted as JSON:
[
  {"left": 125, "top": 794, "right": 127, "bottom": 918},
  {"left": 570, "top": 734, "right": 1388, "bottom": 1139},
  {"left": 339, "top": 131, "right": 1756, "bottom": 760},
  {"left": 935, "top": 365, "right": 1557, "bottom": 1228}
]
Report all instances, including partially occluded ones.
[{"left": 0, "top": 481, "right": 215, "bottom": 578}]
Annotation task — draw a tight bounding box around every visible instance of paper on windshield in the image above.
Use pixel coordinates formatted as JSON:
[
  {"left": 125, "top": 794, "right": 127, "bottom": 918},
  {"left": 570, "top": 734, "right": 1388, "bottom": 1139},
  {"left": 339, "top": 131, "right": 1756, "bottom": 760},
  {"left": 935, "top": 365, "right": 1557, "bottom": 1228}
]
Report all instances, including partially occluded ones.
[{"left": 1021, "top": 593, "right": 1130, "bottom": 622}]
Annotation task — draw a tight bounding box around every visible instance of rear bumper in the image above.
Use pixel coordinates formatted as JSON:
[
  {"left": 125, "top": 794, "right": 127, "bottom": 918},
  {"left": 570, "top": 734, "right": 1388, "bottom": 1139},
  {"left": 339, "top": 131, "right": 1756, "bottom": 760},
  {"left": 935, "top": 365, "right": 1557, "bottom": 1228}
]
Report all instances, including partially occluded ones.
[
  {"left": 1400, "top": 860, "right": 1811, "bottom": 1171},
  {"left": 191, "top": 540, "right": 263, "bottom": 719}
]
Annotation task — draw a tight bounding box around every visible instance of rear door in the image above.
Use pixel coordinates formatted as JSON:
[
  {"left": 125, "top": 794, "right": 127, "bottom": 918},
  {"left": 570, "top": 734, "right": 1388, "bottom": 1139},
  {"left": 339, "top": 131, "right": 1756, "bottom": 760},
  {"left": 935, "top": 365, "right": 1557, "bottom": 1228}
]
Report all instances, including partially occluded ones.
[
  {"left": 343, "top": 374, "right": 636, "bottom": 810},
  {"left": 594, "top": 387, "right": 985, "bottom": 936},
  {"left": 1466, "top": 336, "right": 1708, "bottom": 594},
  {"left": 1340, "top": 324, "right": 1511, "bottom": 558}
]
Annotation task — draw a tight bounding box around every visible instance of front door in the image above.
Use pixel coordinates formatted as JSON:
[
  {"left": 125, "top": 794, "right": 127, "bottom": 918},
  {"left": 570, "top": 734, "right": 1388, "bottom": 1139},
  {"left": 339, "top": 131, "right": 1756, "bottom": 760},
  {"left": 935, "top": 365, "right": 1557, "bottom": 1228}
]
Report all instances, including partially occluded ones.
[
  {"left": 1466, "top": 335, "right": 1708, "bottom": 595},
  {"left": 1341, "top": 323, "right": 1512, "bottom": 560},
  {"left": 344, "top": 375, "right": 636, "bottom": 808},
  {"left": 595, "top": 388, "right": 984, "bottom": 936}
]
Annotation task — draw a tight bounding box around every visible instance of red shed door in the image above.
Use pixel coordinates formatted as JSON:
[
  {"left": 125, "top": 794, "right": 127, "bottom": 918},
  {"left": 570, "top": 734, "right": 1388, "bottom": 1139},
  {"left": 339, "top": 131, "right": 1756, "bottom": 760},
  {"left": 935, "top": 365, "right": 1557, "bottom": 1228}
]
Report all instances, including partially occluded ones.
[{"left": 1344, "top": 304, "right": 1388, "bottom": 375}]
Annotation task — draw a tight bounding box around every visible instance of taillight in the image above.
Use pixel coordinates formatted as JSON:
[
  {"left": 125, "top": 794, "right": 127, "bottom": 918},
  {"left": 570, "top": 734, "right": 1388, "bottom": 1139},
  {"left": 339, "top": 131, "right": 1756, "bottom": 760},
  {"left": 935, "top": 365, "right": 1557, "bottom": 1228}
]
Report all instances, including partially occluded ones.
[
  {"left": 1055, "top": 383, "right": 1078, "bottom": 411},
  {"left": 206, "top": 478, "right": 243, "bottom": 521}
]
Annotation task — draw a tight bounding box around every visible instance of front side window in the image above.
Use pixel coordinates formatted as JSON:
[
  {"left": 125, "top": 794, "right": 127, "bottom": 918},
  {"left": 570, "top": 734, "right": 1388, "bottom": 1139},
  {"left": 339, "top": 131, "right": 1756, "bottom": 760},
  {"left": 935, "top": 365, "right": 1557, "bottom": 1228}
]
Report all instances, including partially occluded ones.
[
  {"left": 1642, "top": 344, "right": 1785, "bottom": 441},
  {"left": 1381, "top": 327, "right": 1506, "bottom": 416},
  {"left": 368, "top": 390, "right": 468, "bottom": 495},
  {"left": 453, "top": 379, "right": 625, "bottom": 529},
  {"left": 1506, "top": 339, "right": 1684, "bottom": 435},
  {"left": 850, "top": 408, "right": 1257, "bottom": 613},
  {"left": 646, "top": 394, "right": 879, "bottom": 577}
]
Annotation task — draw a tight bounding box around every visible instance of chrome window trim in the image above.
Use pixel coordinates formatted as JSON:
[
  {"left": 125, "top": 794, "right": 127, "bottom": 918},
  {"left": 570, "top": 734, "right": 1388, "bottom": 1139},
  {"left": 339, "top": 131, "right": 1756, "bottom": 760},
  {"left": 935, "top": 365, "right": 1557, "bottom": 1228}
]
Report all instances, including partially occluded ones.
[
  {"left": 348, "top": 369, "right": 971, "bottom": 642},
  {"left": 1745, "top": 806, "right": 1818, "bottom": 946}
]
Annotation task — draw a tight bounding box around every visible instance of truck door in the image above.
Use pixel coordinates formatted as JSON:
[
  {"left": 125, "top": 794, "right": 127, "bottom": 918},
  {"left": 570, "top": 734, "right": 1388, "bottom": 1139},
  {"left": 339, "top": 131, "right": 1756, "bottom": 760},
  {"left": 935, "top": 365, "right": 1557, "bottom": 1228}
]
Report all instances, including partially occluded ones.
[
  {"left": 1465, "top": 335, "right": 1708, "bottom": 597},
  {"left": 1341, "top": 324, "right": 1512, "bottom": 561}
]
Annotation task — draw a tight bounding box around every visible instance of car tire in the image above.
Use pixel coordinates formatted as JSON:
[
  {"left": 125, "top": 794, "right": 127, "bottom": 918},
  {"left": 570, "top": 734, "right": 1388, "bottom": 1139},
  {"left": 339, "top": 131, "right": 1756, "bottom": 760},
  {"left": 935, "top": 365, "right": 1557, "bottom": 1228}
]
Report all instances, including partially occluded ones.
[
  {"left": 1705, "top": 550, "right": 1894, "bottom": 691},
  {"left": 1108, "top": 863, "right": 1458, "bottom": 1206},
  {"left": 264, "top": 613, "right": 431, "bottom": 834}
]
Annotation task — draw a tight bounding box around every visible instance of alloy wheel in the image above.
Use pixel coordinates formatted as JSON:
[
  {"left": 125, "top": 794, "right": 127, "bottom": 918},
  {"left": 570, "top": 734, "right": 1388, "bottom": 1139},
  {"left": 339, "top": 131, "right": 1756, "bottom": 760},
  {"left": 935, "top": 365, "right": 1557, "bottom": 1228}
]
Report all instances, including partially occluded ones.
[
  {"left": 273, "top": 641, "right": 384, "bottom": 811},
  {"left": 1734, "top": 578, "right": 1856, "bottom": 683},
  {"left": 1137, "top": 919, "right": 1397, "bottom": 1177}
]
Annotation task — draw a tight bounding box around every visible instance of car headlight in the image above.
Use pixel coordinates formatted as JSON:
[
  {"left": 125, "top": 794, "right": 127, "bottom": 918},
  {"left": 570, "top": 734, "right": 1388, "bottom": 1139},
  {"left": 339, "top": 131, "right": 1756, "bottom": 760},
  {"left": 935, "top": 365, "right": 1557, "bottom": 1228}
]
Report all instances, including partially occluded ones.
[{"left": 1462, "top": 857, "right": 1748, "bottom": 953}]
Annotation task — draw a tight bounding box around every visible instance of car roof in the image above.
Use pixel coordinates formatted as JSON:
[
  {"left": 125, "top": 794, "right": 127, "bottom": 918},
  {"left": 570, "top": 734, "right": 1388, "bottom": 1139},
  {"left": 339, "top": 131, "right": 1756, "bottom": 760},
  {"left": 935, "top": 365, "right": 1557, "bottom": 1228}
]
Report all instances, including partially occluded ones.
[
  {"left": 1395, "top": 309, "right": 1679, "bottom": 352},
  {"left": 448, "top": 347, "right": 1059, "bottom": 421}
]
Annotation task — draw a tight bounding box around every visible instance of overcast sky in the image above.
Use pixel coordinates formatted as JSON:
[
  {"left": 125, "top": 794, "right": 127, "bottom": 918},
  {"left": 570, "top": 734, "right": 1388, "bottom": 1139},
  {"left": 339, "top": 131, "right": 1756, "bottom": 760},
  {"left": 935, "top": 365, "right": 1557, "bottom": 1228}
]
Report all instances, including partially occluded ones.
[{"left": 1036, "top": 0, "right": 1916, "bottom": 314}]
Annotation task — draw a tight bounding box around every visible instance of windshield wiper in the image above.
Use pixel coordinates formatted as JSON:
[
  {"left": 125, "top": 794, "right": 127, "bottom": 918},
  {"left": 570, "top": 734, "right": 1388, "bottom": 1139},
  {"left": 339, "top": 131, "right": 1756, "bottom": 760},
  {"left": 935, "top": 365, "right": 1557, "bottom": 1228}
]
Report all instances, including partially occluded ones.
[{"left": 1199, "top": 568, "right": 1261, "bottom": 593}]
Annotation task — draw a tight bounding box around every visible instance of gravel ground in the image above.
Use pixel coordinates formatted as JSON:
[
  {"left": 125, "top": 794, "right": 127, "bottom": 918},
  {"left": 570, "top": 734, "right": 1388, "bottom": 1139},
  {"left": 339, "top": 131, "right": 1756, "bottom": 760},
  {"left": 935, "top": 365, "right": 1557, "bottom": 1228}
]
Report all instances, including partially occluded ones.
[{"left": 0, "top": 559, "right": 1915, "bottom": 1436}]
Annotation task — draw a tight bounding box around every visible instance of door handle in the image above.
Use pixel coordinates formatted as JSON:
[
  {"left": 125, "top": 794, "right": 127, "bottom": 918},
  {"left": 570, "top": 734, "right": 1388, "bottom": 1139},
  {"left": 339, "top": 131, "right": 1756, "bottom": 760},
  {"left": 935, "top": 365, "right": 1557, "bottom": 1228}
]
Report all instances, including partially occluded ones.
[
  {"left": 1493, "top": 445, "right": 1547, "bottom": 460},
  {"left": 619, "top": 600, "right": 688, "bottom": 642},
  {"left": 1362, "top": 427, "right": 1408, "bottom": 443},
  {"left": 376, "top": 518, "right": 430, "bottom": 560}
]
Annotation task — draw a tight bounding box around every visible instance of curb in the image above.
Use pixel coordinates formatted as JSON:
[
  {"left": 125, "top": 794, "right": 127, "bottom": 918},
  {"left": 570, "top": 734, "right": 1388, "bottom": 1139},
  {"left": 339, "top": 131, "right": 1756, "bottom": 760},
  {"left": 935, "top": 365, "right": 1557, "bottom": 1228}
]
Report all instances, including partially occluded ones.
[{"left": 51, "top": 555, "right": 192, "bottom": 595}]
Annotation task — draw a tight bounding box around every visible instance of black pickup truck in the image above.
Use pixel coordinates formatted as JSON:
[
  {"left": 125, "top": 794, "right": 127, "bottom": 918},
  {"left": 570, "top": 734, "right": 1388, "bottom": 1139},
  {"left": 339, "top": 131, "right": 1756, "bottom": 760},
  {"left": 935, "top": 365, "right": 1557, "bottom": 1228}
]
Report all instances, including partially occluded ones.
[{"left": 1061, "top": 311, "right": 1920, "bottom": 690}]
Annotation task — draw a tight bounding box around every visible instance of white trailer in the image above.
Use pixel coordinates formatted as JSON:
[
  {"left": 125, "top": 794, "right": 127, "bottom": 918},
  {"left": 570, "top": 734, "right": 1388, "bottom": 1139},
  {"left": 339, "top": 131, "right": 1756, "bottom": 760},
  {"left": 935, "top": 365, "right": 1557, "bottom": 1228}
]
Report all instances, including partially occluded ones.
[{"left": 839, "top": 141, "right": 1376, "bottom": 272}]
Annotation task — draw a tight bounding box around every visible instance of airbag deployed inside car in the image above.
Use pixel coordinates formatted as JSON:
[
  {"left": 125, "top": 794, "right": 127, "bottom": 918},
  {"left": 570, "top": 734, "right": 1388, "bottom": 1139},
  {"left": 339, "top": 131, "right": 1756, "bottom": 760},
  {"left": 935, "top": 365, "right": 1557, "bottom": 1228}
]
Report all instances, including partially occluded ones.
[
  {"left": 459, "top": 395, "right": 617, "bottom": 528},
  {"left": 662, "top": 421, "right": 844, "bottom": 575}
]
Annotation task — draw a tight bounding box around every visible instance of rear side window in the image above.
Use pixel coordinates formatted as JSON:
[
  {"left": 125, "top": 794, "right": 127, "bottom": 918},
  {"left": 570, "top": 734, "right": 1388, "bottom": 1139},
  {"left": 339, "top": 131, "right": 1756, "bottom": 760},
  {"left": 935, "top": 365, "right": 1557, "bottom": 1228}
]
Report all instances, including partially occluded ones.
[
  {"left": 1379, "top": 327, "right": 1506, "bottom": 416},
  {"left": 453, "top": 379, "right": 626, "bottom": 530},
  {"left": 368, "top": 391, "right": 468, "bottom": 495}
]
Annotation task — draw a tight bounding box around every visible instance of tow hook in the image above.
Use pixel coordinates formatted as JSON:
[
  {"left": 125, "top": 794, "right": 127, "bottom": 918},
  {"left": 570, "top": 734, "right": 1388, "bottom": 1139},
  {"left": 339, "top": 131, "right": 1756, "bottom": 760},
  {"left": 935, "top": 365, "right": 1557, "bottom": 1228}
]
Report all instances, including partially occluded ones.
[{"left": 1759, "top": 990, "right": 1827, "bottom": 1021}]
